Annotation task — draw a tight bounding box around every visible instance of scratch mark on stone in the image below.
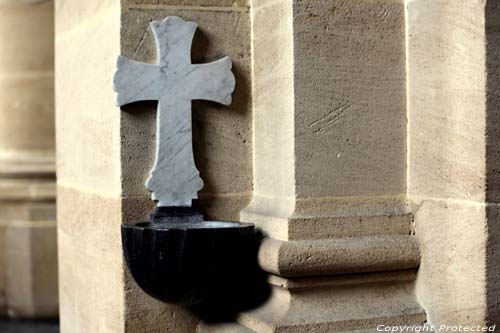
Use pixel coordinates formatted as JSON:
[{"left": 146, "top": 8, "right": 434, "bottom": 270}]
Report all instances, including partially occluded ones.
[
  {"left": 309, "top": 103, "right": 353, "bottom": 134},
  {"left": 133, "top": 28, "right": 150, "bottom": 58}
]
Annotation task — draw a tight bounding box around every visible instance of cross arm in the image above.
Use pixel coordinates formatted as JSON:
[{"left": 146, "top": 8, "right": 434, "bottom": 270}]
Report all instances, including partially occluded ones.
[
  {"left": 188, "top": 57, "right": 236, "bottom": 105},
  {"left": 113, "top": 55, "right": 163, "bottom": 106}
]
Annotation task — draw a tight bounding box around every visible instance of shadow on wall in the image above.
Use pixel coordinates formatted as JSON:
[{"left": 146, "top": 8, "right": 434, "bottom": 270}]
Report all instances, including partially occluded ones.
[
  {"left": 193, "top": 28, "right": 264, "bottom": 319},
  {"left": 191, "top": 27, "right": 253, "bottom": 220},
  {"left": 190, "top": 29, "right": 264, "bottom": 321},
  {"left": 190, "top": 230, "right": 271, "bottom": 323},
  {"left": 485, "top": 0, "right": 500, "bottom": 326}
]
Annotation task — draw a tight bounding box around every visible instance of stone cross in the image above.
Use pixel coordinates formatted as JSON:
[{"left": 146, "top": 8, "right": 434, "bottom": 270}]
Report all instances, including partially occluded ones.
[{"left": 113, "top": 16, "right": 235, "bottom": 207}]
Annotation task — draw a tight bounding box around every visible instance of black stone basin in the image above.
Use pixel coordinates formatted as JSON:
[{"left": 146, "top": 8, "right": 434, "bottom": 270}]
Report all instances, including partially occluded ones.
[{"left": 121, "top": 209, "right": 255, "bottom": 306}]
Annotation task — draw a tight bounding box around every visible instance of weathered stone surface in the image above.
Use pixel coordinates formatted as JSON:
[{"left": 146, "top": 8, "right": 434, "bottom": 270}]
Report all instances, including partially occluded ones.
[
  {"left": 57, "top": 187, "right": 125, "bottom": 332},
  {"left": 249, "top": 0, "right": 295, "bottom": 205},
  {"left": 55, "top": 0, "right": 117, "bottom": 35},
  {"left": 238, "top": 272, "right": 425, "bottom": 333},
  {"left": 293, "top": 0, "right": 407, "bottom": 199},
  {"left": 415, "top": 201, "right": 489, "bottom": 326},
  {"left": 114, "top": 16, "right": 236, "bottom": 207},
  {"left": 56, "top": 5, "right": 121, "bottom": 194},
  {"left": 408, "top": 0, "right": 500, "bottom": 327},
  {"left": 258, "top": 236, "right": 420, "bottom": 278},
  {"left": 235, "top": 1, "right": 422, "bottom": 331},
  {"left": 408, "top": 0, "right": 488, "bottom": 203},
  {"left": 55, "top": 3, "right": 125, "bottom": 331},
  {"left": 243, "top": 194, "right": 411, "bottom": 240},
  {"left": 243, "top": 0, "right": 409, "bottom": 241}
]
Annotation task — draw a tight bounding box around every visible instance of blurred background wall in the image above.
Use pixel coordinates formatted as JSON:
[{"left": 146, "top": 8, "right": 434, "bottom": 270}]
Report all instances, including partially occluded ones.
[{"left": 0, "top": 0, "right": 58, "bottom": 319}]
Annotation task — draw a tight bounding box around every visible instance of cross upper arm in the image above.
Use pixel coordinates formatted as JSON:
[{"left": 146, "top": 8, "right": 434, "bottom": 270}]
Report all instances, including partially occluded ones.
[{"left": 150, "top": 17, "right": 198, "bottom": 68}]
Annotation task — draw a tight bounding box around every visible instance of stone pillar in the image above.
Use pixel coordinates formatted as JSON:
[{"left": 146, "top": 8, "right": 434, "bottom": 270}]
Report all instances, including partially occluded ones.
[
  {"left": 231, "top": 0, "right": 425, "bottom": 331},
  {"left": 407, "top": 0, "right": 500, "bottom": 326},
  {"left": 0, "top": 0, "right": 58, "bottom": 318},
  {"left": 56, "top": 0, "right": 252, "bottom": 332}
]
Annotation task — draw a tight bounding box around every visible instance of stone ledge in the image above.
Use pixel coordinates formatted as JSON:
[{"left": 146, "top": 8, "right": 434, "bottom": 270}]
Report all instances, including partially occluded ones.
[
  {"left": 258, "top": 236, "right": 420, "bottom": 278},
  {"left": 241, "top": 194, "right": 412, "bottom": 240},
  {"left": 237, "top": 276, "right": 425, "bottom": 333},
  {"left": 267, "top": 269, "right": 418, "bottom": 290},
  {"left": 198, "top": 322, "right": 257, "bottom": 333}
]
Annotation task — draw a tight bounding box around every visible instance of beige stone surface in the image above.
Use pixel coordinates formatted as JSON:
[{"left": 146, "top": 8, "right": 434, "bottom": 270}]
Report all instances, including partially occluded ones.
[
  {"left": 56, "top": 4, "right": 122, "bottom": 195},
  {"left": 293, "top": 0, "right": 407, "bottom": 199},
  {"left": 258, "top": 236, "right": 420, "bottom": 278},
  {"left": 267, "top": 269, "right": 418, "bottom": 290},
  {"left": 238, "top": 273, "right": 425, "bottom": 333},
  {"left": 408, "top": 0, "right": 500, "bottom": 327},
  {"left": 55, "top": 0, "right": 118, "bottom": 35},
  {"left": 57, "top": 187, "right": 125, "bottom": 332},
  {"left": 243, "top": 0, "right": 409, "bottom": 241},
  {"left": 250, "top": 0, "right": 295, "bottom": 203},
  {"left": 55, "top": 2, "right": 124, "bottom": 331},
  {"left": 408, "top": 0, "right": 488, "bottom": 203},
  {"left": 243, "top": 194, "right": 411, "bottom": 240},
  {"left": 415, "top": 201, "right": 489, "bottom": 326}
]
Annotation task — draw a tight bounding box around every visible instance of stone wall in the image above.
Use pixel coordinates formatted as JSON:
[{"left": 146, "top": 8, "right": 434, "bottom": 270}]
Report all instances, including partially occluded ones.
[
  {"left": 56, "top": 0, "right": 252, "bottom": 331},
  {"left": 54, "top": 0, "right": 500, "bottom": 331},
  {"left": 408, "top": 0, "right": 500, "bottom": 326}
]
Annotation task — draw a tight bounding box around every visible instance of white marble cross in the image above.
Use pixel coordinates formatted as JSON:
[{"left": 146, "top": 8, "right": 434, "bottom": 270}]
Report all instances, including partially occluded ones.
[{"left": 113, "top": 16, "right": 235, "bottom": 207}]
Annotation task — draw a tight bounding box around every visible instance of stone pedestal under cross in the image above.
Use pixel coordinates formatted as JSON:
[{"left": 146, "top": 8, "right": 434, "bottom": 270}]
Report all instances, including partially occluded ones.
[{"left": 113, "top": 16, "right": 235, "bottom": 207}]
